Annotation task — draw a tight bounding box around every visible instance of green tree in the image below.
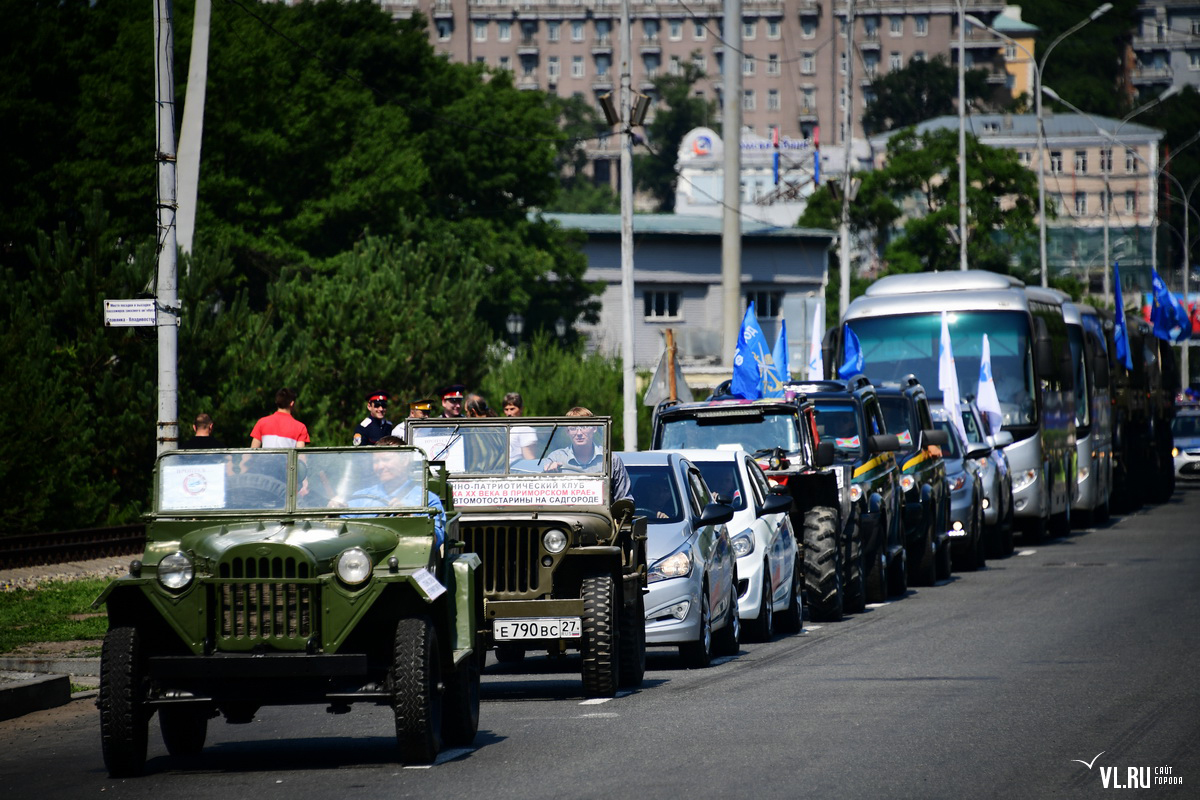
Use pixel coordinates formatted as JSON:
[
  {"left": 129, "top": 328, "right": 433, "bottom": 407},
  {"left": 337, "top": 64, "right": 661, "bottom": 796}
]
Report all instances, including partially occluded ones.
[
  {"left": 862, "top": 55, "right": 992, "bottom": 135},
  {"left": 545, "top": 94, "right": 619, "bottom": 214},
  {"left": 634, "top": 61, "right": 718, "bottom": 211}
]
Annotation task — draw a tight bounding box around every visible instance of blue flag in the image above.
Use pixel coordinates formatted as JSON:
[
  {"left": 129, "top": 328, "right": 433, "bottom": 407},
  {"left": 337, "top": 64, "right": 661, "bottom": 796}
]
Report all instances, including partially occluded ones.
[
  {"left": 1113, "top": 262, "right": 1133, "bottom": 370},
  {"left": 838, "top": 323, "right": 863, "bottom": 379},
  {"left": 1149, "top": 267, "right": 1192, "bottom": 343},
  {"left": 772, "top": 319, "right": 791, "bottom": 387},
  {"left": 732, "top": 302, "right": 786, "bottom": 399}
]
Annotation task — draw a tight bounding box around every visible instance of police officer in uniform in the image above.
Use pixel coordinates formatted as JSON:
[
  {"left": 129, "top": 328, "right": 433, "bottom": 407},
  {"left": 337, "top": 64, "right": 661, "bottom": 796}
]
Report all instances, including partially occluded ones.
[
  {"left": 408, "top": 398, "right": 433, "bottom": 419},
  {"left": 352, "top": 390, "right": 395, "bottom": 446}
]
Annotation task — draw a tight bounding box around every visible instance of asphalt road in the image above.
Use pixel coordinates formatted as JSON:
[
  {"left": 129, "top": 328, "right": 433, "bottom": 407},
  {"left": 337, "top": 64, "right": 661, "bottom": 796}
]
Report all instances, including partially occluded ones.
[{"left": 3, "top": 484, "right": 1198, "bottom": 799}]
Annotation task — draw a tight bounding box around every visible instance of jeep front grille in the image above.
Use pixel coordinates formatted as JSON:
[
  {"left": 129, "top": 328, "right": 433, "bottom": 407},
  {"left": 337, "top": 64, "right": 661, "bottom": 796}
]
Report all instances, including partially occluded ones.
[
  {"left": 216, "top": 556, "right": 316, "bottom": 643},
  {"left": 462, "top": 524, "right": 542, "bottom": 595}
]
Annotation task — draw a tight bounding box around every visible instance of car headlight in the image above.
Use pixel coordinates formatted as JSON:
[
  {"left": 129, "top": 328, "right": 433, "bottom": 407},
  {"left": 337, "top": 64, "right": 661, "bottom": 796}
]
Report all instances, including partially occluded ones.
[
  {"left": 1012, "top": 468, "right": 1038, "bottom": 493},
  {"left": 336, "top": 547, "right": 373, "bottom": 586},
  {"left": 899, "top": 475, "right": 916, "bottom": 493},
  {"left": 731, "top": 532, "right": 754, "bottom": 558},
  {"left": 156, "top": 551, "right": 194, "bottom": 591},
  {"left": 543, "top": 528, "right": 568, "bottom": 554},
  {"left": 948, "top": 474, "right": 967, "bottom": 492},
  {"left": 849, "top": 483, "right": 864, "bottom": 503},
  {"left": 649, "top": 550, "right": 692, "bottom": 583},
  {"left": 1172, "top": 446, "right": 1179, "bottom": 458}
]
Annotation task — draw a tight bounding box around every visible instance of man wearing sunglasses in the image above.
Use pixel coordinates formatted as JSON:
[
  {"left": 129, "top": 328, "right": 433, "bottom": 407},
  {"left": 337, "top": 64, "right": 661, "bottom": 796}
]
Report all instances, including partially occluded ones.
[
  {"left": 352, "top": 390, "right": 396, "bottom": 446},
  {"left": 542, "top": 406, "right": 632, "bottom": 501}
]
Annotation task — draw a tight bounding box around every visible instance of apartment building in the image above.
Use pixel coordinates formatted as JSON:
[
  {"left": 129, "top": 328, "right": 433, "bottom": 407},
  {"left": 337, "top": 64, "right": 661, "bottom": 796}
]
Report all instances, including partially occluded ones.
[{"left": 1129, "top": 0, "right": 1200, "bottom": 96}]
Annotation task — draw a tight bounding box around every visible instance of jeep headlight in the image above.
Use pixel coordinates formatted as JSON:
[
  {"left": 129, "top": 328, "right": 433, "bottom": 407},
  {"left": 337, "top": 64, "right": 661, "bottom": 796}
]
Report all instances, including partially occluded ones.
[
  {"left": 899, "top": 475, "right": 916, "bottom": 493},
  {"left": 649, "top": 550, "right": 692, "bottom": 583},
  {"left": 543, "top": 528, "right": 568, "bottom": 554},
  {"left": 336, "top": 547, "right": 373, "bottom": 586},
  {"left": 157, "top": 551, "right": 194, "bottom": 591},
  {"left": 731, "top": 531, "right": 754, "bottom": 558}
]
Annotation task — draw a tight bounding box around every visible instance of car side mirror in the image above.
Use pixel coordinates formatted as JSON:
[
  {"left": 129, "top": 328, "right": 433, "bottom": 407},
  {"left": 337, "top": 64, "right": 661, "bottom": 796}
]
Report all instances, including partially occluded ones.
[
  {"left": 699, "top": 502, "right": 734, "bottom": 526},
  {"left": 966, "top": 442, "right": 992, "bottom": 459},
  {"left": 869, "top": 433, "right": 901, "bottom": 453},
  {"left": 815, "top": 440, "right": 835, "bottom": 467},
  {"left": 758, "top": 493, "right": 792, "bottom": 517},
  {"left": 989, "top": 430, "right": 1014, "bottom": 448},
  {"left": 921, "top": 429, "right": 949, "bottom": 448}
]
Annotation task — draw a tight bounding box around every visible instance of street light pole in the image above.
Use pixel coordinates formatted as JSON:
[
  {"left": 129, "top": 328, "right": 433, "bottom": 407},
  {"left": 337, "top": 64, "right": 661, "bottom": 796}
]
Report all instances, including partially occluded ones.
[
  {"left": 957, "top": 0, "right": 968, "bottom": 271},
  {"left": 620, "top": 0, "right": 637, "bottom": 451},
  {"left": 838, "top": 0, "right": 856, "bottom": 319}
]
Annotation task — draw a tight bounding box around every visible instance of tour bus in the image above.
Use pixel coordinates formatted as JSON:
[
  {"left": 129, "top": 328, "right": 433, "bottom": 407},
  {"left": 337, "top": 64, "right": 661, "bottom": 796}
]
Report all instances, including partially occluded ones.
[
  {"left": 828, "top": 271, "right": 1076, "bottom": 541},
  {"left": 1065, "top": 300, "right": 1114, "bottom": 525}
]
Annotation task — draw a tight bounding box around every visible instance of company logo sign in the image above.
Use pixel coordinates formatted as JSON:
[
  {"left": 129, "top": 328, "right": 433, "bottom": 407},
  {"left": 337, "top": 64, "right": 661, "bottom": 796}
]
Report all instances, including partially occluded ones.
[{"left": 1072, "top": 752, "right": 1183, "bottom": 788}]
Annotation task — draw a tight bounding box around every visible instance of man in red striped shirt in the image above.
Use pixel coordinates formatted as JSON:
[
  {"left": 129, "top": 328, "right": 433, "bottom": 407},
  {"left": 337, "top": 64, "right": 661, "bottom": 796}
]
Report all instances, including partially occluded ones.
[{"left": 250, "top": 388, "right": 310, "bottom": 449}]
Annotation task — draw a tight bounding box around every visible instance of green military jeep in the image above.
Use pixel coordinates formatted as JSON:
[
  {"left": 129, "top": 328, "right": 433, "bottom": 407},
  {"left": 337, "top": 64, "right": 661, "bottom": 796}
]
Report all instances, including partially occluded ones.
[
  {"left": 406, "top": 416, "right": 647, "bottom": 698},
  {"left": 96, "top": 446, "right": 481, "bottom": 776}
]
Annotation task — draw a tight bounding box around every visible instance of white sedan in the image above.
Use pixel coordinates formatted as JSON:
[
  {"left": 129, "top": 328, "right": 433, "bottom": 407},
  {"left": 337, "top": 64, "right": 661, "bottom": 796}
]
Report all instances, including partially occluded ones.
[{"left": 669, "top": 449, "right": 803, "bottom": 642}]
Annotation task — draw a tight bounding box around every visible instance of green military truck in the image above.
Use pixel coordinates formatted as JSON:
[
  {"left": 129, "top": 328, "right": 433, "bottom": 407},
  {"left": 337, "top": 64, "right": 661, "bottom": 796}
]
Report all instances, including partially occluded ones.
[
  {"left": 95, "top": 446, "right": 480, "bottom": 775},
  {"left": 406, "top": 416, "right": 648, "bottom": 698}
]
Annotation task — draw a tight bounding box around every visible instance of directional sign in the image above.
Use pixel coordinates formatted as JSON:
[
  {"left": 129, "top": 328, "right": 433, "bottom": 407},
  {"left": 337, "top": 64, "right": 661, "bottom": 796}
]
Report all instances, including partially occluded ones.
[{"left": 104, "top": 299, "right": 156, "bottom": 327}]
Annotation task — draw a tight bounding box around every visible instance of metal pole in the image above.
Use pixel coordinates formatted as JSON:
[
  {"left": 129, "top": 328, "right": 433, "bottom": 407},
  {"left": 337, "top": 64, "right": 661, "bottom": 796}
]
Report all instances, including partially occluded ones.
[
  {"left": 721, "top": 0, "right": 743, "bottom": 367},
  {"left": 176, "top": 0, "right": 210, "bottom": 257},
  {"left": 620, "top": 0, "right": 637, "bottom": 451},
  {"left": 839, "top": 0, "right": 855, "bottom": 318},
  {"left": 155, "top": 0, "right": 179, "bottom": 455},
  {"left": 1036, "top": 70, "right": 1048, "bottom": 287},
  {"left": 957, "top": 0, "right": 968, "bottom": 271}
]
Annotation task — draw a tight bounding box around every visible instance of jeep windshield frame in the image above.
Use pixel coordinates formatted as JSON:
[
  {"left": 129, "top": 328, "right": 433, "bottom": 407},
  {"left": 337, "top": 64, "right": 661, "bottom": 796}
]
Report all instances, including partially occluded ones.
[
  {"left": 153, "top": 447, "right": 431, "bottom": 518},
  {"left": 655, "top": 405, "right": 803, "bottom": 457}
]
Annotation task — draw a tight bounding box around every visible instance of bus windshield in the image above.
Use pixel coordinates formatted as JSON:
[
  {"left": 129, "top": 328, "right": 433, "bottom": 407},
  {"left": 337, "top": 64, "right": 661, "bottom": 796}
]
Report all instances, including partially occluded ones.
[{"left": 848, "top": 311, "right": 1036, "bottom": 427}]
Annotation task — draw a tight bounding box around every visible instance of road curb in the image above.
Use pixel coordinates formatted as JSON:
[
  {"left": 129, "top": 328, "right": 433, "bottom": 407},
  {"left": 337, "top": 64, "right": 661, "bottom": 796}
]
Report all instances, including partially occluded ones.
[
  {"left": 0, "top": 656, "right": 100, "bottom": 677},
  {"left": 0, "top": 673, "right": 71, "bottom": 721}
]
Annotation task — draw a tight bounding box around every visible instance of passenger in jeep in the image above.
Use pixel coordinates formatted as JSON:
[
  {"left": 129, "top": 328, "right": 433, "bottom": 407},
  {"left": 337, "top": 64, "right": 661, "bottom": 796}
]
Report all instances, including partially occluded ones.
[{"left": 542, "top": 407, "right": 633, "bottom": 501}]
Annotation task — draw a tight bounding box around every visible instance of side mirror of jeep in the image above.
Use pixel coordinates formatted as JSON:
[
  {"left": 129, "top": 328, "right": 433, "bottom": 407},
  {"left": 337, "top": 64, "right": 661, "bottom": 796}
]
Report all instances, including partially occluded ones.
[
  {"left": 815, "top": 440, "right": 835, "bottom": 467},
  {"left": 921, "top": 429, "right": 949, "bottom": 448},
  {"left": 758, "top": 493, "right": 792, "bottom": 517},
  {"left": 869, "top": 433, "right": 901, "bottom": 453},
  {"left": 699, "top": 502, "right": 734, "bottom": 526}
]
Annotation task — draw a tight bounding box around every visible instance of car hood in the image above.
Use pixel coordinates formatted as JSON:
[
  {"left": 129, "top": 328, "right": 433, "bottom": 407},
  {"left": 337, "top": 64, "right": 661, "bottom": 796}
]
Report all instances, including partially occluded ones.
[
  {"left": 645, "top": 519, "right": 697, "bottom": 562},
  {"left": 175, "top": 520, "right": 404, "bottom": 571}
]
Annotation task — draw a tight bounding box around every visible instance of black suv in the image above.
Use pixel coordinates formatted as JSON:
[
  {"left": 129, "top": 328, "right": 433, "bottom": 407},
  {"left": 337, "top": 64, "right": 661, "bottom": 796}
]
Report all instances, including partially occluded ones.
[
  {"left": 875, "top": 377, "right": 951, "bottom": 586},
  {"left": 651, "top": 394, "right": 854, "bottom": 621},
  {"left": 785, "top": 376, "right": 905, "bottom": 603}
]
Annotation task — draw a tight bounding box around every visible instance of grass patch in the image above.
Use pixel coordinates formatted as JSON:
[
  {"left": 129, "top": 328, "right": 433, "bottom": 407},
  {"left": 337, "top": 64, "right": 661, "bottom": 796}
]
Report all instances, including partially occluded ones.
[{"left": 0, "top": 578, "right": 115, "bottom": 654}]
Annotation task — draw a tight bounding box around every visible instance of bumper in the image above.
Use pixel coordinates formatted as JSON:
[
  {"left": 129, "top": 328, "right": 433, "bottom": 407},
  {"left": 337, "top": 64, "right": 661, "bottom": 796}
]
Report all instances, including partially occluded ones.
[
  {"left": 644, "top": 576, "right": 703, "bottom": 646},
  {"left": 1177, "top": 452, "right": 1200, "bottom": 478},
  {"left": 735, "top": 554, "right": 768, "bottom": 621}
]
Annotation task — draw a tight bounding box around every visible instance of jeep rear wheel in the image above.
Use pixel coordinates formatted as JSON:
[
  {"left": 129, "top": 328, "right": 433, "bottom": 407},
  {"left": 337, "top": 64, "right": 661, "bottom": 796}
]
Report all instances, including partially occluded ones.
[
  {"left": 618, "top": 585, "right": 646, "bottom": 688},
  {"left": 842, "top": 524, "right": 866, "bottom": 614},
  {"left": 159, "top": 706, "right": 209, "bottom": 757},
  {"left": 803, "top": 507, "right": 843, "bottom": 622},
  {"left": 99, "top": 627, "right": 150, "bottom": 778},
  {"left": 865, "top": 549, "right": 887, "bottom": 604},
  {"left": 391, "top": 615, "right": 444, "bottom": 764},
  {"left": 581, "top": 573, "right": 618, "bottom": 697}
]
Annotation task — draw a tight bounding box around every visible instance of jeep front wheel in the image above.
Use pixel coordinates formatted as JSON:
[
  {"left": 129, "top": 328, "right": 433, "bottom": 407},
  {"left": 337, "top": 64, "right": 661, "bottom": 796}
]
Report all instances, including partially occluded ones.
[
  {"left": 581, "top": 573, "right": 618, "bottom": 698},
  {"left": 391, "top": 615, "right": 444, "bottom": 764},
  {"left": 803, "top": 507, "right": 844, "bottom": 622},
  {"left": 99, "top": 627, "right": 150, "bottom": 778}
]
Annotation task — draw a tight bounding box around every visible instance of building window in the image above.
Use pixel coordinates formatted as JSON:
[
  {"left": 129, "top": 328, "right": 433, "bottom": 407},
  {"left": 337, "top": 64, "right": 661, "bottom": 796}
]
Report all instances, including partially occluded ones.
[
  {"left": 1074, "top": 150, "right": 1088, "bottom": 173},
  {"left": 596, "top": 19, "right": 611, "bottom": 44},
  {"left": 801, "top": 88, "right": 816, "bottom": 113},
  {"left": 644, "top": 290, "right": 681, "bottom": 320},
  {"left": 863, "top": 52, "right": 879, "bottom": 78},
  {"left": 1005, "top": 43, "right": 1017, "bottom": 60},
  {"left": 1100, "top": 148, "right": 1112, "bottom": 172},
  {"left": 911, "top": 51, "right": 925, "bottom": 63},
  {"left": 1050, "top": 151, "right": 1063, "bottom": 173},
  {"left": 498, "top": 55, "right": 510, "bottom": 71},
  {"left": 743, "top": 89, "right": 756, "bottom": 111},
  {"left": 596, "top": 54, "right": 611, "bottom": 77},
  {"left": 743, "top": 58, "right": 755, "bottom": 76},
  {"left": 572, "top": 56, "right": 584, "bottom": 78},
  {"left": 436, "top": 19, "right": 452, "bottom": 41},
  {"left": 746, "top": 290, "right": 783, "bottom": 319},
  {"left": 839, "top": 51, "right": 847, "bottom": 74},
  {"left": 801, "top": 18, "right": 816, "bottom": 39},
  {"left": 1190, "top": 50, "right": 1200, "bottom": 70},
  {"left": 669, "top": 55, "right": 681, "bottom": 76},
  {"left": 743, "top": 19, "right": 756, "bottom": 40},
  {"left": 669, "top": 19, "right": 683, "bottom": 41},
  {"left": 692, "top": 19, "right": 706, "bottom": 40},
  {"left": 1125, "top": 191, "right": 1137, "bottom": 213},
  {"left": 914, "top": 15, "right": 928, "bottom": 36},
  {"left": 1075, "top": 192, "right": 1088, "bottom": 215},
  {"left": 767, "top": 89, "right": 780, "bottom": 111},
  {"left": 693, "top": 54, "right": 707, "bottom": 73},
  {"left": 767, "top": 19, "right": 781, "bottom": 40},
  {"left": 520, "top": 56, "right": 536, "bottom": 78},
  {"left": 643, "top": 53, "right": 660, "bottom": 78},
  {"left": 839, "top": 86, "right": 847, "bottom": 111},
  {"left": 498, "top": 21, "right": 511, "bottom": 42},
  {"left": 889, "top": 51, "right": 901, "bottom": 71},
  {"left": 1193, "top": 18, "right": 1200, "bottom": 35},
  {"left": 1018, "top": 150, "right": 1032, "bottom": 166},
  {"left": 889, "top": 15, "right": 903, "bottom": 36},
  {"left": 1126, "top": 149, "right": 1138, "bottom": 173},
  {"left": 572, "top": 20, "right": 584, "bottom": 41},
  {"left": 767, "top": 54, "right": 780, "bottom": 75},
  {"left": 474, "top": 21, "right": 487, "bottom": 42},
  {"left": 801, "top": 52, "right": 815, "bottom": 74},
  {"left": 864, "top": 16, "right": 879, "bottom": 40},
  {"left": 548, "top": 56, "right": 560, "bottom": 79},
  {"left": 644, "top": 19, "right": 659, "bottom": 42}
]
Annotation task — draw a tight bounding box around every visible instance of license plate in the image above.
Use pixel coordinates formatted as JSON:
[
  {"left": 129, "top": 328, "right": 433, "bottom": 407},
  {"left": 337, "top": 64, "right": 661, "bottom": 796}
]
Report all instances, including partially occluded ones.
[{"left": 493, "top": 617, "right": 582, "bottom": 640}]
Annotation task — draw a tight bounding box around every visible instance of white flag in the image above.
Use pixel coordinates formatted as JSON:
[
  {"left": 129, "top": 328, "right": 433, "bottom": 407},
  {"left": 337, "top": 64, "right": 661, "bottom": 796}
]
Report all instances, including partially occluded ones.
[
  {"left": 939, "top": 311, "right": 968, "bottom": 445},
  {"left": 976, "top": 334, "right": 1004, "bottom": 435},
  {"left": 807, "top": 300, "right": 824, "bottom": 380}
]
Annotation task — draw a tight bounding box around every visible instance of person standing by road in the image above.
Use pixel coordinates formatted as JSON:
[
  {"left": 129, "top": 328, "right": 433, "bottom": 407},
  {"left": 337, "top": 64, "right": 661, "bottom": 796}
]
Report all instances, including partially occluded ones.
[
  {"left": 352, "top": 390, "right": 394, "bottom": 446},
  {"left": 503, "top": 392, "right": 537, "bottom": 462},
  {"left": 250, "top": 388, "right": 310, "bottom": 448},
  {"left": 179, "top": 413, "right": 225, "bottom": 449}
]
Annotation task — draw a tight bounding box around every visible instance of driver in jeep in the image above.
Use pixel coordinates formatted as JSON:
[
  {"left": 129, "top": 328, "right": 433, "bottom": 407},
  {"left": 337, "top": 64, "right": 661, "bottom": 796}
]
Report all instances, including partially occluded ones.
[
  {"left": 341, "top": 438, "right": 447, "bottom": 548},
  {"left": 542, "top": 407, "right": 633, "bottom": 502}
]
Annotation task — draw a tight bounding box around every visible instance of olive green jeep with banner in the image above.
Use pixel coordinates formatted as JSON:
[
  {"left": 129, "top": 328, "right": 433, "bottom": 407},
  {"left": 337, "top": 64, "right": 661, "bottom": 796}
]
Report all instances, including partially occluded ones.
[
  {"left": 406, "top": 416, "right": 648, "bottom": 698},
  {"left": 95, "top": 446, "right": 481, "bottom": 776}
]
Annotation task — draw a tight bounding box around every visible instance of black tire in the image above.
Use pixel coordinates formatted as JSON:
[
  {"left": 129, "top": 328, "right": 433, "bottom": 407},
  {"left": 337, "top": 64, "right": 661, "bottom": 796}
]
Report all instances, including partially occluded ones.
[
  {"left": 743, "top": 562, "right": 773, "bottom": 643},
  {"left": 391, "top": 615, "right": 443, "bottom": 764},
  {"left": 712, "top": 582, "right": 741, "bottom": 657},
  {"left": 911, "top": 525, "right": 937, "bottom": 587},
  {"left": 441, "top": 647, "right": 481, "bottom": 748},
  {"left": 99, "top": 627, "right": 150, "bottom": 778},
  {"left": 775, "top": 558, "right": 804, "bottom": 635},
  {"left": 159, "top": 706, "right": 209, "bottom": 757},
  {"left": 581, "top": 573, "right": 618, "bottom": 697},
  {"left": 886, "top": 540, "right": 908, "bottom": 598},
  {"left": 1021, "top": 515, "right": 1047, "bottom": 545},
  {"left": 865, "top": 549, "right": 887, "bottom": 604},
  {"left": 934, "top": 534, "right": 952, "bottom": 581},
  {"left": 680, "top": 584, "right": 713, "bottom": 668},
  {"left": 494, "top": 643, "right": 526, "bottom": 664},
  {"left": 618, "top": 586, "right": 646, "bottom": 689},
  {"left": 842, "top": 524, "right": 867, "bottom": 614},
  {"left": 803, "top": 507, "right": 844, "bottom": 622}
]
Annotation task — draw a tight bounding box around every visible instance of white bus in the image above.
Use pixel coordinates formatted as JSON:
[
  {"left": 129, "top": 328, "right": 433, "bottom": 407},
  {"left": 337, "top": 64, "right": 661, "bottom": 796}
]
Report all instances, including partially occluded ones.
[
  {"left": 1062, "top": 299, "right": 1114, "bottom": 525},
  {"left": 832, "top": 271, "right": 1076, "bottom": 541}
]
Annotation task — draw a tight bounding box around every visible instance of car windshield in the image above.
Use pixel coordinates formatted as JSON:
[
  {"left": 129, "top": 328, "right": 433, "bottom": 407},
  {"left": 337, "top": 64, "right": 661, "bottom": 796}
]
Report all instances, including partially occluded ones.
[
  {"left": 848, "top": 311, "right": 1036, "bottom": 426},
  {"left": 156, "top": 449, "right": 429, "bottom": 514},
  {"left": 1172, "top": 413, "right": 1200, "bottom": 438},
  {"left": 658, "top": 409, "right": 800, "bottom": 454},
  {"left": 692, "top": 461, "right": 747, "bottom": 511},
  {"left": 878, "top": 396, "right": 915, "bottom": 449},
  {"left": 813, "top": 401, "right": 863, "bottom": 456},
  {"left": 407, "top": 421, "right": 606, "bottom": 476},
  {"left": 627, "top": 465, "right": 684, "bottom": 523}
]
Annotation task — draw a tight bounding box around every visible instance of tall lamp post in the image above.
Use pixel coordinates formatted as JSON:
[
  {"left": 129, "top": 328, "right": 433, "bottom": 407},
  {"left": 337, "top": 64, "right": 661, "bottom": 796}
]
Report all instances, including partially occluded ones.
[
  {"left": 970, "top": 4, "right": 1112, "bottom": 288},
  {"left": 957, "top": 0, "right": 967, "bottom": 271}
]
